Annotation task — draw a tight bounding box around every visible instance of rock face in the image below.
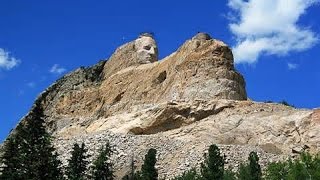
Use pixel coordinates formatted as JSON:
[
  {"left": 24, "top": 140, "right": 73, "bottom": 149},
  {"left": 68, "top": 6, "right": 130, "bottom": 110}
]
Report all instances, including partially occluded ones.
[
  {"left": 43, "top": 32, "right": 246, "bottom": 135},
  {"left": 7, "top": 33, "right": 320, "bottom": 179}
]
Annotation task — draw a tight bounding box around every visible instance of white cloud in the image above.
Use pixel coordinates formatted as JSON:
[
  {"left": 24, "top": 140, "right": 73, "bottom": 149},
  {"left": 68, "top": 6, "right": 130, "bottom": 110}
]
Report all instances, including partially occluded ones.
[
  {"left": 287, "top": 63, "right": 299, "bottom": 70},
  {"left": 228, "top": 0, "right": 319, "bottom": 64},
  {"left": 50, "top": 64, "right": 66, "bottom": 74},
  {"left": 0, "top": 48, "right": 20, "bottom": 70}
]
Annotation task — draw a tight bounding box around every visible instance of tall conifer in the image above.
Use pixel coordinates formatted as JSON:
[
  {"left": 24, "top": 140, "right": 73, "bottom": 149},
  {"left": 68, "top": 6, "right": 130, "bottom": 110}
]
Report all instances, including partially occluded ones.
[
  {"left": 66, "top": 142, "right": 89, "bottom": 180},
  {"left": 91, "top": 142, "right": 114, "bottom": 180},
  {"left": 141, "top": 148, "right": 158, "bottom": 180},
  {"left": 200, "top": 144, "right": 225, "bottom": 180},
  {"left": 0, "top": 136, "right": 22, "bottom": 180},
  {"left": 19, "top": 104, "right": 63, "bottom": 180}
]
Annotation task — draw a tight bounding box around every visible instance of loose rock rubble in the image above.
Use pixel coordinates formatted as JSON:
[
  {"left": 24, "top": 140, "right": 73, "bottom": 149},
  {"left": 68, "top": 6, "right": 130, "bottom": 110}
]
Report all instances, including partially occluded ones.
[{"left": 54, "top": 131, "right": 285, "bottom": 179}]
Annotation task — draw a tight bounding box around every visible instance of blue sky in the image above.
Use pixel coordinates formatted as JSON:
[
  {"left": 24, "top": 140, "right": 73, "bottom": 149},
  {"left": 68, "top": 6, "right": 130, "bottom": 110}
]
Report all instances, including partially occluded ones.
[{"left": 1, "top": 0, "right": 320, "bottom": 142}]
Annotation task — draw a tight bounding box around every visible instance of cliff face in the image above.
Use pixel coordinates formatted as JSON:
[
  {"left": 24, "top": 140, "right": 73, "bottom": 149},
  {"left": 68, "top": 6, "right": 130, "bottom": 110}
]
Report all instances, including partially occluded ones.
[
  {"left": 40, "top": 33, "right": 246, "bottom": 136},
  {"left": 10, "top": 33, "right": 320, "bottom": 178}
]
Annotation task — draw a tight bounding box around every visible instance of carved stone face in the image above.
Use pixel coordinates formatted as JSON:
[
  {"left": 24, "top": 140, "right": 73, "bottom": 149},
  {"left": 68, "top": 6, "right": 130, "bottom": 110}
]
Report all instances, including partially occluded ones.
[{"left": 135, "top": 36, "right": 158, "bottom": 64}]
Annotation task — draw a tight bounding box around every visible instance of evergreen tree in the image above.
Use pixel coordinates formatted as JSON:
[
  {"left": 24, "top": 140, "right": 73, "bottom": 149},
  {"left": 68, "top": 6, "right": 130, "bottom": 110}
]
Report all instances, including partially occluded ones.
[
  {"left": 248, "top": 152, "right": 262, "bottom": 180},
  {"left": 0, "top": 136, "right": 22, "bottom": 180},
  {"left": 66, "top": 142, "right": 89, "bottom": 180},
  {"left": 200, "top": 144, "right": 225, "bottom": 180},
  {"left": 237, "top": 163, "right": 250, "bottom": 180},
  {"left": 91, "top": 142, "right": 114, "bottom": 180},
  {"left": 237, "top": 152, "right": 261, "bottom": 180},
  {"left": 141, "top": 148, "right": 158, "bottom": 180},
  {"left": 223, "top": 169, "right": 236, "bottom": 180},
  {"left": 17, "top": 104, "right": 63, "bottom": 180}
]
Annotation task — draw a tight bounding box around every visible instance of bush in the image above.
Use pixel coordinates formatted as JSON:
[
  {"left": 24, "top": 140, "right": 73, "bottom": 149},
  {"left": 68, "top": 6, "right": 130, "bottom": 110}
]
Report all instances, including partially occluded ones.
[
  {"left": 266, "top": 152, "right": 320, "bottom": 180},
  {"left": 265, "top": 161, "right": 288, "bottom": 180}
]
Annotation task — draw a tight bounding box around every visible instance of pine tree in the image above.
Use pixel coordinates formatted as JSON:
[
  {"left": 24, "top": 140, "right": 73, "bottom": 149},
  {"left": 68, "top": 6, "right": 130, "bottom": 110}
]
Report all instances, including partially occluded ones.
[
  {"left": 237, "top": 152, "right": 261, "bottom": 180},
  {"left": 17, "top": 104, "right": 63, "bottom": 180},
  {"left": 223, "top": 169, "right": 236, "bottom": 180},
  {"left": 91, "top": 142, "right": 114, "bottom": 180},
  {"left": 141, "top": 148, "right": 158, "bottom": 180},
  {"left": 237, "top": 163, "right": 250, "bottom": 180},
  {"left": 200, "top": 144, "right": 225, "bottom": 180},
  {"left": 66, "top": 142, "right": 89, "bottom": 180},
  {"left": 0, "top": 135, "right": 22, "bottom": 180},
  {"left": 248, "top": 152, "right": 262, "bottom": 180}
]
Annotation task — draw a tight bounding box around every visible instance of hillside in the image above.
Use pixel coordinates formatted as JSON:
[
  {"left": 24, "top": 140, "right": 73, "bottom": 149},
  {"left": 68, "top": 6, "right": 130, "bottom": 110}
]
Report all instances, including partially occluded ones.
[{"left": 7, "top": 33, "right": 320, "bottom": 179}]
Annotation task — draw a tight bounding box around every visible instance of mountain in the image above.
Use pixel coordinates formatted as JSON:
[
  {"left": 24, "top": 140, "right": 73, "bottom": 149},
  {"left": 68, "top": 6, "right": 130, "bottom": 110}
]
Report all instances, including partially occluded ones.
[{"left": 5, "top": 32, "right": 320, "bottom": 178}]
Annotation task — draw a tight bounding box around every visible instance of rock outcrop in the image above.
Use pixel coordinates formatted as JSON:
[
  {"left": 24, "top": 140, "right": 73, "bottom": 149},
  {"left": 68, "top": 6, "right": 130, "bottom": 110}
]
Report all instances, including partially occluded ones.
[
  {"left": 42, "top": 32, "right": 246, "bottom": 135},
  {"left": 6, "top": 32, "right": 320, "bottom": 179}
]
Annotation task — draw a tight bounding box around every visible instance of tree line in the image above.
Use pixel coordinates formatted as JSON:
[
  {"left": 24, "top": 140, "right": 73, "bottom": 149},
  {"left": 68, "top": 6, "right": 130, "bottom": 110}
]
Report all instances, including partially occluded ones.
[
  {"left": 1, "top": 104, "right": 320, "bottom": 179},
  {"left": 0, "top": 104, "right": 158, "bottom": 180}
]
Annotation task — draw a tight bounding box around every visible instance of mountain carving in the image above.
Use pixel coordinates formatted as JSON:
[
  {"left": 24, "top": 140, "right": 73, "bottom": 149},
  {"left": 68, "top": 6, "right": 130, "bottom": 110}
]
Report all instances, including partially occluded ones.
[{"left": 7, "top": 33, "right": 320, "bottom": 178}]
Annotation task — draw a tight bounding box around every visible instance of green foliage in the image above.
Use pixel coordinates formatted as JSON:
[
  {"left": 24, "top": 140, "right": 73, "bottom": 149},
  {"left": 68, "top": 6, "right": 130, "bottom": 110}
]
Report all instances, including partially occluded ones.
[
  {"left": 141, "top": 148, "right": 158, "bottom": 180},
  {"left": 248, "top": 152, "right": 262, "bottom": 180},
  {"left": 0, "top": 136, "right": 23, "bottom": 180},
  {"left": 200, "top": 144, "right": 225, "bottom": 180},
  {"left": 237, "top": 152, "right": 261, "bottom": 180},
  {"left": 223, "top": 169, "right": 236, "bottom": 180},
  {"left": 91, "top": 142, "right": 114, "bottom": 180},
  {"left": 266, "top": 153, "right": 320, "bottom": 180},
  {"left": 237, "top": 163, "right": 250, "bottom": 180},
  {"left": 287, "top": 159, "right": 310, "bottom": 180},
  {"left": 172, "top": 168, "right": 201, "bottom": 180},
  {"left": 66, "top": 142, "right": 89, "bottom": 180},
  {"left": 265, "top": 161, "right": 289, "bottom": 180},
  {"left": 5, "top": 105, "right": 64, "bottom": 180},
  {"left": 298, "top": 152, "right": 320, "bottom": 178}
]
